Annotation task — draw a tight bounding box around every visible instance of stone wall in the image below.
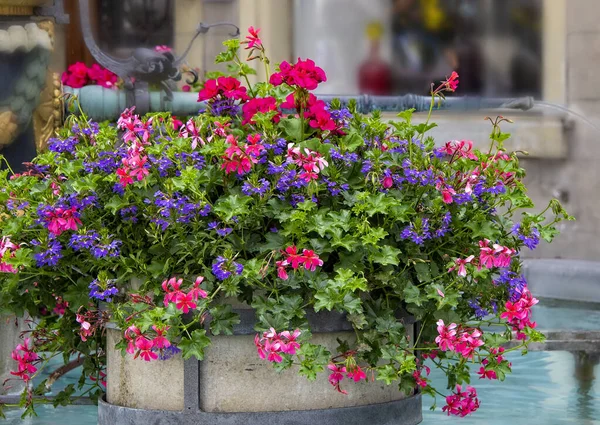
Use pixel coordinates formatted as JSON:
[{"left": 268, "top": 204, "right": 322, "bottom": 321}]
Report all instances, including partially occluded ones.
[{"left": 520, "top": 0, "right": 600, "bottom": 261}]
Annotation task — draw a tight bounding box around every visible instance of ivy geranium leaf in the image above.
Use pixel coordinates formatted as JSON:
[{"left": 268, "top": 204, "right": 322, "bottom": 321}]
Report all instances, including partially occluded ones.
[
  {"left": 296, "top": 343, "right": 330, "bottom": 381},
  {"left": 342, "top": 293, "right": 363, "bottom": 314},
  {"left": 465, "top": 221, "right": 501, "bottom": 240},
  {"left": 272, "top": 355, "right": 294, "bottom": 372},
  {"left": 314, "top": 290, "right": 336, "bottom": 312},
  {"left": 105, "top": 195, "right": 130, "bottom": 214},
  {"left": 370, "top": 245, "right": 402, "bottom": 266},
  {"left": 362, "top": 227, "right": 388, "bottom": 246},
  {"left": 539, "top": 226, "right": 560, "bottom": 243},
  {"left": 414, "top": 262, "right": 431, "bottom": 283},
  {"left": 179, "top": 329, "right": 212, "bottom": 360},
  {"left": 425, "top": 284, "right": 459, "bottom": 308},
  {"left": 414, "top": 122, "right": 437, "bottom": 134},
  {"left": 259, "top": 232, "right": 285, "bottom": 252},
  {"left": 344, "top": 132, "right": 364, "bottom": 152},
  {"left": 53, "top": 384, "right": 76, "bottom": 407},
  {"left": 214, "top": 195, "right": 252, "bottom": 221},
  {"left": 209, "top": 304, "right": 240, "bottom": 335},
  {"left": 279, "top": 117, "right": 304, "bottom": 143},
  {"left": 376, "top": 364, "right": 399, "bottom": 385},
  {"left": 403, "top": 284, "right": 425, "bottom": 307}
]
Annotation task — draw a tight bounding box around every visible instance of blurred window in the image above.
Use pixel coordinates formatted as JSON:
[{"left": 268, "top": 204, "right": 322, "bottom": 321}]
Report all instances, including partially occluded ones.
[
  {"left": 96, "top": 0, "right": 175, "bottom": 55},
  {"left": 293, "top": 0, "right": 543, "bottom": 97}
]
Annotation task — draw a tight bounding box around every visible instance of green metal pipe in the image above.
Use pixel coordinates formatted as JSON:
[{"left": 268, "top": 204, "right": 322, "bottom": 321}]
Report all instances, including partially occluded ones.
[{"left": 63, "top": 86, "right": 535, "bottom": 122}]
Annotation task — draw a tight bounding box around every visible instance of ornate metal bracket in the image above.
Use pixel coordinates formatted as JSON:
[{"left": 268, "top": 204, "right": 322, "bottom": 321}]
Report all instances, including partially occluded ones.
[
  {"left": 34, "top": 0, "right": 69, "bottom": 24},
  {"left": 77, "top": 0, "right": 238, "bottom": 111}
]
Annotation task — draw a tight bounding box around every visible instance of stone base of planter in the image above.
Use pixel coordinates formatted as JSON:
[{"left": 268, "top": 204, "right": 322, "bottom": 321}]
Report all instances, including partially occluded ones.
[
  {"left": 0, "top": 315, "right": 28, "bottom": 395},
  {"left": 106, "top": 328, "right": 185, "bottom": 411},
  {"left": 98, "top": 393, "right": 422, "bottom": 425},
  {"left": 105, "top": 309, "right": 420, "bottom": 423}
]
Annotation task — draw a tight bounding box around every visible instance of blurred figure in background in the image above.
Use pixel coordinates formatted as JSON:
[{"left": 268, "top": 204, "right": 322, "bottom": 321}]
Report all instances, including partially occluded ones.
[{"left": 358, "top": 22, "right": 393, "bottom": 95}]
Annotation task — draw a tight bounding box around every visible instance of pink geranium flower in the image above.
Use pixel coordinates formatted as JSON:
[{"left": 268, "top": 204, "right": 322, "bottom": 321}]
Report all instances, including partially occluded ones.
[
  {"left": 76, "top": 314, "right": 93, "bottom": 341},
  {"left": 255, "top": 328, "right": 302, "bottom": 362},
  {"left": 180, "top": 118, "right": 205, "bottom": 149},
  {"left": 241, "top": 97, "right": 280, "bottom": 125},
  {"left": 276, "top": 260, "right": 289, "bottom": 280},
  {"left": 10, "top": 338, "right": 39, "bottom": 382},
  {"left": 279, "top": 329, "right": 301, "bottom": 355},
  {"left": 435, "top": 319, "right": 458, "bottom": 351},
  {"left": 443, "top": 385, "right": 480, "bottom": 417},
  {"left": 478, "top": 239, "right": 495, "bottom": 268},
  {"left": 244, "top": 26, "right": 262, "bottom": 49},
  {"left": 446, "top": 71, "right": 460, "bottom": 91},
  {"left": 413, "top": 366, "right": 430, "bottom": 388},
  {"left": 135, "top": 337, "right": 158, "bottom": 361},
  {"left": 478, "top": 360, "right": 497, "bottom": 380},
  {"left": 189, "top": 276, "right": 208, "bottom": 301},
  {"left": 327, "top": 363, "right": 348, "bottom": 394},
  {"left": 270, "top": 58, "right": 327, "bottom": 90},
  {"left": 346, "top": 365, "right": 367, "bottom": 382},
  {"left": 152, "top": 325, "right": 171, "bottom": 349},
  {"left": 61, "top": 62, "right": 89, "bottom": 88},
  {"left": 162, "top": 277, "right": 183, "bottom": 307},
  {"left": 175, "top": 292, "right": 197, "bottom": 313},
  {"left": 282, "top": 245, "right": 304, "bottom": 269},
  {"left": 301, "top": 249, "right": 323, "bottom": 271},
  {"left": 87, "top": 64, "right": 118, "bottom": 88},
  {"left": 449, "top": 255, "right": 475, "bottom": 277}
]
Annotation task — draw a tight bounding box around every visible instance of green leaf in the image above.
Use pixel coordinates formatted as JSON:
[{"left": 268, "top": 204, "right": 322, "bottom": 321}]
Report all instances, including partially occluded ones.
[
  {"left": 209, "top": 305, "right": 240, "bottom": 335},
  {"left": 465, "top": 221, "right": 501, "bottom": 240},
  {"left": 296, "top": 343, "right": 330, "bottom": 381},
  {"left": 53, "top": 384, "right": 76, "bottom": 407},
  {"left": 272, "top": 355, "right": 294, "bottom": 372},
  {"left": 279, "top": 117, "right": 304, "bottom": 143},
  {"left": 223, "top": 38, "right": 241, "bottom": 50},
  {"left": 414, "top": 262, "right": 431, "bottom": 283},
  {"left": 331, "top": 234, "right": 358, "bottom": 251},
  {"left": 370, "top": 245, "right": 402, "bottom": 266},
  {"left": 214, "top": 195, "right": 252, "bottom": 221},
  {"left": 376, "top": 364, "right": 399, "bottom": 385},
  {"left": 425, "top": 284, "right": 459, "bottom": 308},
  {"left": 539, "top": 226, "right": 559, "bottom": 243},
  {"left": 403, "top": 284, "right": 425, "bottom": 307},
  {"left": 362, "top": 227, "right": 388, "bottom": 246},
  {"left": 414, "top": 122, "right": 437, "bottom": 134},
  {"left": 104, "top": 195, "right": 130, "bottom": 214},
  {"left": 344, "top": 132, "right": 364, "bottom": 152},
  {"left": 342, "top": 293, "right": 363, "bottom": 314},
  {"left": 178, "top": 329, "right": 212, "bottom": 360},
  {"left": 397, "top": 109, "right": 415, "bottom": 123}
]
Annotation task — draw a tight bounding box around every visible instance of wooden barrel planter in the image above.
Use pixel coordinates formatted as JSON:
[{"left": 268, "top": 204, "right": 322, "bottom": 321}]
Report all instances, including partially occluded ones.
[{"left": 99, "top": 309, "right": 422, "bottom": 425}]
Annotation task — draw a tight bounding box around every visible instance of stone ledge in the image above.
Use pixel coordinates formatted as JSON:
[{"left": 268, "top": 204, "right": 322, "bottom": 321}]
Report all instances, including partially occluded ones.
[{"left": 522, "top": 259, "right": 600, "bottom": 303}]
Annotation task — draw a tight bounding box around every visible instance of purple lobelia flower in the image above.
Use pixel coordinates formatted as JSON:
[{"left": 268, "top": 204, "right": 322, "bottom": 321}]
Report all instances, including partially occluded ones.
[
  {"left": 89, "top": 279, "right": 119, "bottom": 302},
  {"left": 511, "top": 223, "right": 540, "bottom": 250},
  {"left": 32, "top": 239, "right": 63, "bottom": 267},
  {"left": 212, "top": 256, "right": 243, "bottom": 281},
  {"left": 494, "top": 270, "right": 528, "bottom": 302},
  {"left": 48, "top": 137, "right": 79, "bottom": 154},
  {"left": 242, "top": 179, "right": 270, "bottom": 196}
]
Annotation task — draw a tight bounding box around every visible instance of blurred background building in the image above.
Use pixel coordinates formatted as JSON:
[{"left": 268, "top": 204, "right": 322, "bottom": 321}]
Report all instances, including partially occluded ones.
[{"left": 44, "top": 0, "right": 600, "bottom": 261}]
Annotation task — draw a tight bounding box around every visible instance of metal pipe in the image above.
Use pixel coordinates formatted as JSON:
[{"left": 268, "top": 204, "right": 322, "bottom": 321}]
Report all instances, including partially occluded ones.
[{"left": 63, "top": 86, "right": 535, "bottom": 122}]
